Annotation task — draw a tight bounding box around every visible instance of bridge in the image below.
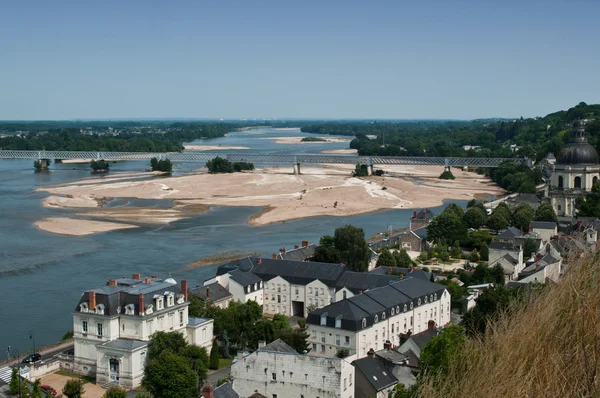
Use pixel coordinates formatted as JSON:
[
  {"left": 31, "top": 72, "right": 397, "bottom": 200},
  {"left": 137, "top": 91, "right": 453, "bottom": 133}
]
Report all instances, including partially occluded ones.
[{"left": 0, "top": 150, "right": 531, "bottom": 172}]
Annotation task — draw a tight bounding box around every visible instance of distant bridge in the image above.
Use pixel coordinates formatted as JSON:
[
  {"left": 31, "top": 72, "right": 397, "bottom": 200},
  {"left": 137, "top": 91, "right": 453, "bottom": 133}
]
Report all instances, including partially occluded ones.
[{"left": 0, "top": 150, "right": 531, "bottom": 170}]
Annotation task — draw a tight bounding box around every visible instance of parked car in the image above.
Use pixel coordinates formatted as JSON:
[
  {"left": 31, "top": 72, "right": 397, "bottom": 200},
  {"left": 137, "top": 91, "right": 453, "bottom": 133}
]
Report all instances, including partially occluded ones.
[
  {"left": 41, "top": 385, "right": 57, "bottom": 396},
  {"left": 21, "top": 353, "right": 42, "bottom": 363}
]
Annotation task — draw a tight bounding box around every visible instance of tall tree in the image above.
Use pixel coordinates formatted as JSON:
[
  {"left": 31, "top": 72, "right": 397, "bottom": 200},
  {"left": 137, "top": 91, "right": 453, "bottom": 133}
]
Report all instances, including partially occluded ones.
[
  {"left": 209, "top": 339, "right": 220, "bottom": 370},
  {"left": 31, "top": 379, "right": 43, "bottom": 398},
  {"left": 463, "top": 207, "right": 487, "bottom": 229},
  {"left": 487, "top": 212, "right": 509, "bottom": 232},
  {"left": 394, "top": 249, "right": 412, "bottom": 267},
  {"left": 180, "top": 345, "right": 209, "bottom": 384},
  {"left": 523, "top": 238, "right": 539, "bottom": 259},
  {"left": 443, "top": 203, "right": 465, "bottom": 218},
  {"left": 313, "top": 225, "right": 370, "bottom": 272},
  {"left": 427, "top": 212, "right": 467, "bottom": 244},
  {"left": 376, "top": 248, "right": 396, "bottom": 268},
  {"left": 142, "top": 350, "right": 198, "bottom": 398},
  {"left": 147, "top": 331, "right": 188, "bottom": 361},
  {"left": 419, "top": 325, "right": 467, "bottom": 377},
  {"left": 512, "top": 209, "right": 534, "bottom": 232},
  {"left": 534, "top": 203, "right": 558, "bottom": 222}
]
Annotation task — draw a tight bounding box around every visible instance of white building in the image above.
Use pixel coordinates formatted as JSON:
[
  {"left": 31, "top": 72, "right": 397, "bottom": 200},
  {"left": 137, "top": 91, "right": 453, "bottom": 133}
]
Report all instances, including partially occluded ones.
[
  {"left": 72, "top": 274, "right": 213, "bottom": 389},
  {"left": 231, "top": 339, "right": 356, "bottom": 398},
  {"left": 530, "top": 221, "right": 558, "bottom": 244},
  {"left": 489, "top": 241, "right": 525, "bottom": 283},
  {"left": 306, "top": 277, "right": 450, "bottom": 359}
]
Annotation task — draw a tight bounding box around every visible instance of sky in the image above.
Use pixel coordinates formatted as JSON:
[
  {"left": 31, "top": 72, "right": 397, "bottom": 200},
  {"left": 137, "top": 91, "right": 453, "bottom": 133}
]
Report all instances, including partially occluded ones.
[{"left": 1, "top": 0, "right": 599, "bottom": 120}]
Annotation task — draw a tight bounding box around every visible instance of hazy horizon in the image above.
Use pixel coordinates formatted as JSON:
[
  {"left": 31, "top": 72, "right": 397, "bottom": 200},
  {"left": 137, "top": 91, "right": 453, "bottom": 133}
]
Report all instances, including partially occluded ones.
[{"left": 2, "top": 0, "right": 599, "bottom": 120}]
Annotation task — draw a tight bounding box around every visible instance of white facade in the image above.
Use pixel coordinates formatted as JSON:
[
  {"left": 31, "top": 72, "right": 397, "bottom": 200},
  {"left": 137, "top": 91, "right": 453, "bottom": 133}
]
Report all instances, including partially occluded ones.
[
  {"left": 228, "top": 278, "right": 264, "bottom": 305},
  {"left": 308, "top": 289, "right": 451, "bottom": 359},
  {"left": 231, "top": 344, "right": 356, "bottom": 398}
]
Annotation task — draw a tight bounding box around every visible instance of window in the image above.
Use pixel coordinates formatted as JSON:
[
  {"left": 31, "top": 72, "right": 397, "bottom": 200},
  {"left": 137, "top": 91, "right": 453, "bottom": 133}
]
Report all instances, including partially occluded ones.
[
  {"left": 309, "top": 287, "right": 313, "bottom": 294},
  {"left": 375, "top": 330, "right": 378, "bottom": 341},
  {"left": 558, "top": 205, "right": 562, "bottom": 211},
  {"left": 575, "top": 176, "right": 582, "bottom": 189},
  {"left": 271, "top": 283, "right": 275, "bottom": 289},
  {"left": 362, "top": 318, "right": 367, "bottom": 328},
  {"left": 295, "top": 287, "right": 299, "bottom": 295},
  {"left": 382, "top": 312, "right": 386, "bottom": 320},
  {"left": 312, "top": 329, "right": 317, "bottom": 338},
  {"left": 82, "top": 320, "right": 88, "bottom": 333},
  {"left": 272, "top": 395, "right": 277, "bottom": 398},
  {"left": 247, "top": 286, "right": 250, "bottom": 293},
  {"left": 335, "top": 315, "right": 342, "bottom": 328},
  {"left": 259, "top": 281, "right": 263, "bottom": 288},
  {"left": 391, "top": 307, "right": 395, "bottom": 316},
  {"left": 344, "top": 378, "right": 347, "bottom": 391},
  {"left": 271, "top": 294, "right": 275, "bottom": 301},
  {"left": 277, "top": 295, "right": 281, "bottom": 303},
  {"left": 410, "top": 302, "right": 414, "bottom": 310},
  {"left": 392, "top": 324, "right": 394, "bottom": 333},
  {"left": 374, "top": 314, "right": 378, "bottom": 323},
  {"left": 309, "top": 297, "right": 313, "bottom": 304},
  {"left": 272, "top": 372, "right": 276, "bottom": 381},
  {"left": 410, "top": 316, "right": 413, "bottom": 326},
  {"left": 434, "top": 293, "right": 437, "bottom": 301},
  {"left": 345, "top": 336, "right": 350, "bottom": 345},
  {"left": 382, "top": 327, "right": 385, "bottom": 338},
  {"left": 312, "top": 343, "right": 317, "bottom": 351},
  {"left": 320, "top": 299, "right": 324, "bottom": 307},
  {"left": 425, "top": 296, "right": 428, "bottom": 304},
  {"left": 558, "top": 175, "right": 564, "bottom": 188},
  {"left": 321, "top": 288, "right": 324, "bottom": 295},
  {"left": 315, "top": 289, "right": 319, "bottom": 297},
  {"left": 97, "top": 323, "right": 103, "bottom": 337},
  {"left": 179, "top": 311, "right": 184, "bottom": 326},
  {"left": 418, "top": 298, "right": 421, "bottom": 306},
  {"left": 277, "top": 284, "right": 281, "bottom": 292},
  {"left": 283, "top": 284, "right": 286, "bottom": 291},
  {"left": 321, "top": 314, "right": 327, "bottom": 326},
  {"left": 336, "top": 334, "right": 340, "bottom": 345},
  {"left": 156, "top": 298, "right": 164, "bottom": 310},
  {"left": 96, "top": 304, "right": 105, "bottom": 315},
  {"left": 321, "top": 332, "right": 326, "bottom": 343},
  {"left": 80, "top": 303, "right": 88, "bottom": 313},
  {"left": 283, "top": 296, "right": 286, "bottom": 302},
  {"left": 321, "top": 345, "right": 325, "bottom": 352},
  {"left": 122, "top": 323, "right": 125, "bottom": 332},
  {"left": 254, "top": 283, "right": 257, "bottom": 290},
  {"left": 343, "top": 291, "right": 347, "bottom": 299}
]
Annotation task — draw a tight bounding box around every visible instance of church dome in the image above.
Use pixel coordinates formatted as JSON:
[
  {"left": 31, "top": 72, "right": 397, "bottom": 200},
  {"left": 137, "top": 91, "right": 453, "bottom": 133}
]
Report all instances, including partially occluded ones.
[{"left": 556, "top": 123, "right": 599, "bottom": 165}]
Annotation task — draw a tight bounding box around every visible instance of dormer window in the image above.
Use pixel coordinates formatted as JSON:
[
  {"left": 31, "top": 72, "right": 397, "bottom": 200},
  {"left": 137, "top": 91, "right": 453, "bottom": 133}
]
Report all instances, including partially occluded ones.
[
  {"left": 362, "top": 318, "right": 367, "bottom": 329},
  {"left": 96, "top": 304, "right": 105, "bottom": 315},
  {"left": 335, "top": 315, "right": 342, "bottom": 328},
  {"left": 259, "top": 281, "right": 263, "bottom": 288},
  {"left": 155, "top": 297, "right": 164, "bottom": 310},
  {"left": 430, "top": 295, "right": 434, "bottom": 302},
  {"left": 176, "top": 294, "right": 184, "bottom": 304},
  {"left": 166, "top": 293, "right": 175, "bottom": 307},
  {"left": 382, "top": 312, "right": 386, "bottom": 320},
  {"left": 145, "top": 304, "right": 153, "bottom": 315},
  {"left": 403, "top": 304, "right": 407, "bottom": 312},
  {"left": 247, "top": 286, "right": 250, "bottom": 293},
  {"left": 396, "top": 306, "right": 400, "bottom": 314},
  {"left": 424, "top": 296, "right": 428, "bottom": 304},
  {"left": 125, "top": 304, "right": 135, "bottom": 315},
  {"left": 374, "top": 314, "right": 378, "bottom": 323},
  {"left": 410, "top": 302, "right": 414, "bottom": 310},
  {"left": 391, "top": 308, "right": 395, "bottom": 316},
  {"left": 320, "top": 312, "right": 328, "bottom": 326},
  {"left": 418, "top": 298, "right": 421, "bottom": 306},
  {"left": 80, "top": 303, "right": 89, "bottom": 313},
  {"left": 254, "top": 283, "right": 257, "bottom": 290},
  {"left": 434, "top": 293, "right": 437, "bottom": 301}
]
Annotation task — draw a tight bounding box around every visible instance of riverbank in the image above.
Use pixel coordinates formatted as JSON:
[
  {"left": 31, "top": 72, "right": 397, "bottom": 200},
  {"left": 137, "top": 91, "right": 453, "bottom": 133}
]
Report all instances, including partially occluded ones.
[
  {"left": 184, "top": 145, "right": 250, "bottom": 151},
  {"left": 261, "top": 136, "right": 351, "bottom": 144},
  {"left": 35, "top": 165, "right": 503, "bottom": 235}
]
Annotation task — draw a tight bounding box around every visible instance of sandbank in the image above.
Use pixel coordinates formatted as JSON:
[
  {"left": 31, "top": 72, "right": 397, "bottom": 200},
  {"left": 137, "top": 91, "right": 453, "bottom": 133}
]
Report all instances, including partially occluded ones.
[
  {"left": 261, "top": 136, "right": 351, "bottom": 144},
  {"left": 321, "top": 149, "right": 358, "bottom": 154},
  {"left": 61, "top": 159, "right": 93, "bottom": 164},
  {"left": 184, "top": 145, "right": 250, "bottom": 151},
  {"left": 43, "top": 195, "right": 100, "bottom": 208},
  {"left": 39, "top": 164, "right": 504, "bottom": 228},
  {"left": 35, "top": 217, "right": 138, "bottom": 236}
]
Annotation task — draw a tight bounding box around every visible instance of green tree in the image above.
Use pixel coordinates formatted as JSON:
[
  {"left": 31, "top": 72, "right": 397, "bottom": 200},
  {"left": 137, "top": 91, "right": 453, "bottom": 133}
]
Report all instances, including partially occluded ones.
[
  {"left": 90, "top": 159, "right": 110, "bottom": 172},
  {"left": 439, "top": 169, "right": 455, "bottom": 180},
  {"left": 271, "top": 314, "right": 291, "bottom": 332},
  {"left": 388, "top": 384, "right": 419, "bottom": 398},
  {"left": 469, "top": 250, "right": 480, "bottom": 263},
  {"left": 147, "top": 331, "right": 188, "bottom": 361},
  {"left": 142, "top": 350, "right": 198, "bottom": 398},
  {"left": 487, "top": 212, "right": 509, "bottom": 232},
  {"left": 180, "top": 344, "right": 209, "bottom": 384},
  {"left": 419, "top": 324, "right": 467, "bottom": 376},
  {"left": 462, "top": 285, "right": 524, "bottom": 337},
  {"left": 313, "top": 225, "right": 371, "bottom": 272},
  {"left": 492, "top": 202, "right": 511, "bottom": 221},
  {"left": 102, "top": 387, "right": 127, "bottom": 398},
  {"left": 62, "top": 379, "right": 85, "bottom": 398},
  {"left": 206, "top": 156, "right": 233, "bottom": 173},
  {"left": 352, "top": 164, "right": 369, "bottom": 177},
  {"left": 150, "top": 157, "right": 173, "bottom": 173},
  {"left": 9, "top": 367, "right": 19, "bottom": 395},
  {"left": 479, "top": 243, "right": 489, "bottom": 261},
  {"left": 490, "top": 263, "right": 506, "bottom": 285},
  {"left": 376, "top": 248, "right": 396, "bottom": 268},
  {"left": 31, "top": 379, "right": 44, "bottom": 398},
  {"left": 277, "top": 328, "right": 310, "bottom": 354},
  {"left": 394, "top": 249, "right": 412, "bottom": 267},
  {"left": 463, "top": 207, "right": 487, "bottom": 229},
  {"left": 512, "top": 209, "right": 534, "bottom": 231},
  {"left": 209, "top": 339, "right": 220, "bottom": 370},
  {"left": 427, "top": 212, "right": 467, "bottom": 244},
  {"left": 534, "top": 203, "right": 558, "bottom": 222},
  {"left": 135, "top": 393, "right": 152, "bottom": 398},
  {"left": 336, "top": 348, "right": 350, "bottom": 358},
  {"left": 61, "top": 330, "right": 74, "bottom": 340},
  {"left": 443, "top": 203, "right": 465, "bottom": 218},
  {"left": 522, "top": 238, "right": 538, "bottom": 259}
]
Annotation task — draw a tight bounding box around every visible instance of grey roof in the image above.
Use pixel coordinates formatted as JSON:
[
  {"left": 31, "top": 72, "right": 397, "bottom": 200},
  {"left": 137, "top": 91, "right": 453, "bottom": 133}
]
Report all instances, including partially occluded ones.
[
  {"left": 279, "top": 244, "right": 317, "bottom": 261},
  {"left": 188, "top": 317, "right": 211, "bottom": 327},
  {"left": 490, "top": 241, "right": 520, "bottom": 251},
  {"left": 369, "top": 267, "right": 431, "bottom": 282},
  {"left": 213, "top": 382, "right": 240, "bottom": 398},
  {"left": 75, "top": 277, "right": 184, "bottom": 317},
  {"left": 189, "top": 282, "right": 232, "bottom": 302},
  {"left": 530, "top": 221, "right": 557, "bottom": 230},
  {"left": 246, "top": 257, "right": 347, "bottom": 287},
  {"left": 375, "top": 348, "right": 410, "bottom": 365},
  {"left": 100, "top": 338, "right": 148, "bottom": 351},
  {"left": 336, "top": 272, "right": 402, "bottom": 294},
  {"left": 258, "top": 339, "right": 298, "bottom": 354},
  {"left": 308, "top": 277, "right": 446, "bottom": 331},
  {"left": 497, "top": 227, "right": 522, "bottom": 239},
  {"left": 407, "top": 328, "right": 438, "bottom": 350},
  {"left": 412, "top": 227, "right": 428, "bottom": 240},
  {"left": 228, "top": 270, "right": 262, "bottom": 292},
  {"left": 490, "top": 254, "right": 517, "bottom": 275},
  {"left": 352, "top": 356, "right": 398, "bottom": 392},
  {"left": 512, "top": 193, "right": 541, "bottom": 204}
]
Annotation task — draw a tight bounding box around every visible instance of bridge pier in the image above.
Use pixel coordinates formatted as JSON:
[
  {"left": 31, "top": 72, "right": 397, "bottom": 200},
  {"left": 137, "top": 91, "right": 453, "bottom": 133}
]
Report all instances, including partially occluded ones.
[
  {"left": 34, "top": 159, "right": 50, "bottom": 170},
  {"left": 294, "top": 163, "right": 301, "bottom": 175},
  {"left": 369, "top": 165, "right": 374, "bottom": 175}
]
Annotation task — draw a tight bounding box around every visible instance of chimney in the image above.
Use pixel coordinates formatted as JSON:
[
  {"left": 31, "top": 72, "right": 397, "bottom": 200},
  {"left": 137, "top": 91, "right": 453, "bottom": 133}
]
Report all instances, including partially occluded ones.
[
  {"left": 384, "top": 340, "right": 392, "bottom": 350},
  {"left": 535, "top": 253, "right": 543, "bottom": 262},
  {"left": 144, "top": 277, "right": 151, "bottom": 284},
  {"left": 294, "top": 245, "right": 299, "bottom": 249},
  {"left": 302, "top": 240, "right": 309, "bottom": 248},
  {"left": 108, "top": 279, "right": 117, "bottom": 286},
  {"left": 358, "top": 290, "right": 363, "bottom": 295},
  {"left": 257, "top": 257, "right": 262, "bottom": 264},
  {"left": 367, "top": 348, "right": 375, "bottom": 357},
  {"left": 139, "top": 293, "right": 145, "bottom": 316},
  {"left": 151, "top": 275, "right": 158, "bottom": 279},
  {"left": 201, "top": 381, "right": 215, "bottom": 398},
  {"left": 181, "top": 280, "right": 188, "bottom": 301},
  {"left": 88, "top": 290, "right": 96, "bottom": 310},
  {"left": 428, "top": 320, "right": 436, "bottom": 330},
  {"left": 258, "top": 341, "right": 266, "bottom": 349},
  {"left": 422, "top": 210, "right": 426, "bottom": 219},
  {"left": 272, "top": 253, "right": 277, "bottom": 259},
  {"left": 132, "top": 273, "right": 141, "bottom": 280},
  {"left": 407, "top": 329, "right": 412, "bottom": 337},
  {"left": 413, "top": 211, "right": 417, "bottom": 219}
]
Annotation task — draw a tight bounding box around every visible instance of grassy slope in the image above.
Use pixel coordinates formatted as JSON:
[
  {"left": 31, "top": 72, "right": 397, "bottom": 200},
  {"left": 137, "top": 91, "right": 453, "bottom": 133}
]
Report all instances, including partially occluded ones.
[{"left": 419, "top": 242, "right": 600, "bottom": 397}]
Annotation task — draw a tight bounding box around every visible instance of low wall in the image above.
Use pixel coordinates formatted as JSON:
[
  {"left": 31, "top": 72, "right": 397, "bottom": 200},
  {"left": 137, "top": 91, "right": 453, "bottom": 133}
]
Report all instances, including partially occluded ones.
[{"left": 28, "top": 359, "right": 60, "bottom": 379}]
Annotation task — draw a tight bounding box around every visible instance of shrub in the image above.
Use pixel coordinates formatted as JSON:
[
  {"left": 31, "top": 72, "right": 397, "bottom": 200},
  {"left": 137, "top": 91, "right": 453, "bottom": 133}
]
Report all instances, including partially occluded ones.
[{"left": 439, "top": 169, "right": 455, "bottom": 180}]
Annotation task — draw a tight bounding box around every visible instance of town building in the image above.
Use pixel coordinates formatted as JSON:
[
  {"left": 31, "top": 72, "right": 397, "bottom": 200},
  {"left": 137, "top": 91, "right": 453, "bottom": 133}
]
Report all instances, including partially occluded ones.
[
  {"left": 306, "top": 278, "right": 449, "bottom": 358},
  {"left": 205, "top": 257, "right": 404, "bottom": 317},
  {"left": 530, "top": 221, "right": 558, "bottom": 244},
  {"left": 189, "top": 282, "right": 233, "bottom": 309},
  {"left": 489, "top": 241, "right": 525, "bottom": 283},
  {"left": 396, "top": 230, "right": 424, "bottom": 254},
  {"left": 409, "top": 209, "right": 435, "bottom": 231},
  {"left": 548, "top": 120, "right": 600, "bottom": 217},
  {"left": 275, "top": 240, "right": 317, "bottom": 261},
  {"left": 230, "top": 339, "right": 356, "bottom": 398},
  {"left": 352, "top": 351, "right": 398, "bottom": 398},
  {"left": 72, "top": 274, "right": 213, "bottom": 389}
]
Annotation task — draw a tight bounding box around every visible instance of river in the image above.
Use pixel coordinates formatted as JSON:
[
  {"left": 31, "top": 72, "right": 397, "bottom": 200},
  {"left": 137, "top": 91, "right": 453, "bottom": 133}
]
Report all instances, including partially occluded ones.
[{"left": 0, "top": 128, "right": 461, "bottom": 355}]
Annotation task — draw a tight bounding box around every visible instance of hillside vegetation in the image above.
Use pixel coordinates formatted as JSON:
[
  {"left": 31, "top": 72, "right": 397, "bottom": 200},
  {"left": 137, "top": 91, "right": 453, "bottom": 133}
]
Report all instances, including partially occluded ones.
[{"left": 418, "top": 243, "right": 600, "bottom": 398}]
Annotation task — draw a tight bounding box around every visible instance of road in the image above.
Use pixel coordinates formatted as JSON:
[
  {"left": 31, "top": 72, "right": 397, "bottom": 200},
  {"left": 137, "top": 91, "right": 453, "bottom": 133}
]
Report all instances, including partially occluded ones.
[
  {"left": 207, "top": 367, "right": 231, "bottom": 385},
  {"left": 2, "top": 340, "right": 74, "bottom": 368}
]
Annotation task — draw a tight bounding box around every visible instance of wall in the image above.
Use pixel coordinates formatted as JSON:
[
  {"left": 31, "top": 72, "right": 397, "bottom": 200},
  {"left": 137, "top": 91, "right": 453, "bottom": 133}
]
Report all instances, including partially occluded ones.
[
  {"left": 532, "top": 227, "right": 557, "bottom": 244},
  {"left": 263, "top": 276, "right": 290, "bottom": 315},
  {"left": 229, "top": 279, "right": 247, "bottom": 303},
  {"left": 186, "top": 320, "right": 214, "bottom": 350},
  {"left": 231, "top": 350, "right": 354, "bottom": 398}
]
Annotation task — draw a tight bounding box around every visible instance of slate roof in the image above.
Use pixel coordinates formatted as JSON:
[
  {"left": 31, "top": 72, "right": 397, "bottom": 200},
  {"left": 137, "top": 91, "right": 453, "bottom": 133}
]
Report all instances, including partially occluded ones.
[
  {"left": 412, "top": 227, "right": 428, "bottom": 240},
  {"left": 188, "top": 317, "right": 212, "bottom": 327},
  {"left": 247, "top": 257, "right": 347, "bottom": 287},
  {"left": 307, "top": 277, "right": 447, "bottom": 331},
  {"left": 75, "top": 277, "right": 184, "bottom": 317},
  {"left": 352, "top": 356, "right": 398, "bottom": 392},
  {"left": 336, "top": 272, "right": 402, "bottom": 294},
  {"left": 279, "top": 244, "right": 317, "bottom": 261},
  {"left": 369, "top": 267, "right": 432, "bottom": 282},
  {"left": 490, "top": 254, "right": 517, "bottom": 275},
  {"left": 512, "top": 193, "right": 541, "bottom": 205},
  {"left": 213, "top": 382, "right": 240, "bottom": 398},
  {"left": 99, "top": 338, "right": 148, "bottom": 351},
  {"left": 189, "top": 282, "right": 232, "bottom": 303},
  {"left": 402, "top": 328, "right": 438, "bottom": 351},
  {"left": 375, "top": 348, "right": 410, "bottom": 365},
  {"left": 490, "top": 241, "right": 521, "bottom": 251},
  {"left": 497, "top": 227, "right": 522, "bottom": 239},
  {"left": 530, "top": 221, "right": 557, "bottom": 230},
  {"left": 258, "top": 339, "right": 298, "bottom": 354},
  {"left": 228, "top": 270, "right": 262, "bottom": 292}
]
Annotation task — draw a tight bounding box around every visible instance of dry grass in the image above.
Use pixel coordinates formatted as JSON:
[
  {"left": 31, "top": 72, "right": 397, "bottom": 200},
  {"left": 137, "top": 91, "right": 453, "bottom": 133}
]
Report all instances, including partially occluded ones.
[{"left": 419, "top": 247, "right": 600, "bottom": 398}]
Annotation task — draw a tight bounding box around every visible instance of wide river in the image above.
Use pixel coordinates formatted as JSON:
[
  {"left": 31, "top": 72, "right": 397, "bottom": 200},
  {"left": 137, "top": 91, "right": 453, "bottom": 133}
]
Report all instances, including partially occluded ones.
[{"left": 0, "top": 128, "right": 461, "bottom": 354}]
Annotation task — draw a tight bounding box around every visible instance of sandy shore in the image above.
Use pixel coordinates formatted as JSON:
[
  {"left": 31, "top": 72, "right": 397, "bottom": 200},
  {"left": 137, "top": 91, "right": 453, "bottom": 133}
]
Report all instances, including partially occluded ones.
[
  {"left": 38, "top": 164, "right": 503, "bottom": 233},
  {"left": 43, "top": 195, "right": 100, "bottom": 208},
  {"left": 184, "top": 145, "right": 250, "bottom": 151},
  {"left": 321, "top": 149, "right": 358, "bottom": 154},
  {"left": 261, "top": 136, "right": 351, "bottom": 144},
  {"left": 35, "top": 217, "right": 138, "bottom": 236}
]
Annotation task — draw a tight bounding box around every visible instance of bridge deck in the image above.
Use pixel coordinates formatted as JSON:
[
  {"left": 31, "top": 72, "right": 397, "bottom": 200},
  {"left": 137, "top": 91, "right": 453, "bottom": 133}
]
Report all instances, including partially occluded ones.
[{"left": 0, "top": 150, "right": 530, "bottom": 167}]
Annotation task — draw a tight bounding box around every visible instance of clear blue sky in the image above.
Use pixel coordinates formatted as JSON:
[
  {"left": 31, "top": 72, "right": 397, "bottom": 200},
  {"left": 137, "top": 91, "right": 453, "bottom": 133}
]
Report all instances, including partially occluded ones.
[{"left": 1, "top": 0, "right": 599, "bottom": 120}]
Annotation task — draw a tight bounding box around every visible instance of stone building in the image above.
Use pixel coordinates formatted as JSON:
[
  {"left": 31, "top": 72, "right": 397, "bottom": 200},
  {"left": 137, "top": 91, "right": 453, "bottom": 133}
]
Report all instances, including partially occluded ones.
[{"left": 72, "top": 274, "right": 213, "bottom": 389}]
